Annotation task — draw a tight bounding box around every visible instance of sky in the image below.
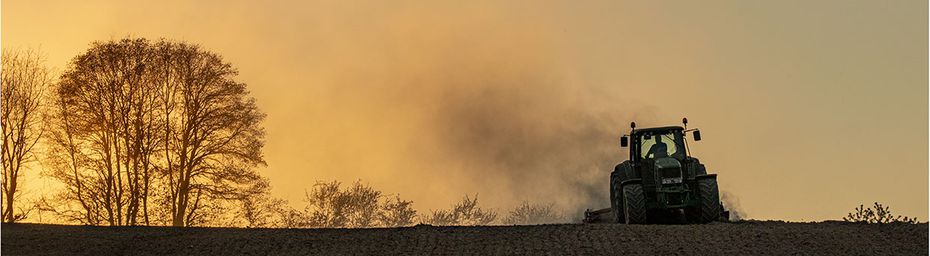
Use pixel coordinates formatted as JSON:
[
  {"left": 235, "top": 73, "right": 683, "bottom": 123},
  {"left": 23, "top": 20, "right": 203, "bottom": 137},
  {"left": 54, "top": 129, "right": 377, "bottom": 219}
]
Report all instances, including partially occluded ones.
[{"left": 3, "top": 0, "right": 927, "bottom": 221}]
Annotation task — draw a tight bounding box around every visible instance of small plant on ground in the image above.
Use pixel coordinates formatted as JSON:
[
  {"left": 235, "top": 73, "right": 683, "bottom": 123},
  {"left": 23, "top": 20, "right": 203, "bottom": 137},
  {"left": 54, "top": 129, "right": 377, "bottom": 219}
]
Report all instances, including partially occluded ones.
[{"left": 843, "top": 202, "right": 917, "bottom": 224}]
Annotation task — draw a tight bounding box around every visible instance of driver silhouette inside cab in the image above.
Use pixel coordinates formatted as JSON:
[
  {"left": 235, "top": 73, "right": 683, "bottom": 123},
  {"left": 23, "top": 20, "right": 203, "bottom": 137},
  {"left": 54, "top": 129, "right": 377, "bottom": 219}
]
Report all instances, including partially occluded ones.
[{"left": 645, "top": 135, "right": 669, "bottom": 159}]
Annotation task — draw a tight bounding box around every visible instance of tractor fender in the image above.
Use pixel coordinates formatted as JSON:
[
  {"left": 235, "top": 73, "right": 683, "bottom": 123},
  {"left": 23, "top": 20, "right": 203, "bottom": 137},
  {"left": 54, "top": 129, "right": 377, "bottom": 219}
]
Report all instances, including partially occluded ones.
[
  {"left": 695, "top": 174, "right": 717, "bottom": 180},
  {"left": 619, "top": 178, "right": 643, "bottom": 187},
  {"left": 613, "top": 161, "right": 636, "bottom": 180}
]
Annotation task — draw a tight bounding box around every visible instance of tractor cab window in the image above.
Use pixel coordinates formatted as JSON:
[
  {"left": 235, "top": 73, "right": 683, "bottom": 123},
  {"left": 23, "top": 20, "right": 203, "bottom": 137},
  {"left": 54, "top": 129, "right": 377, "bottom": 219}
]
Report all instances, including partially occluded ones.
[{"left": 639, "top": 131, "right": 684, "bottom": 159}]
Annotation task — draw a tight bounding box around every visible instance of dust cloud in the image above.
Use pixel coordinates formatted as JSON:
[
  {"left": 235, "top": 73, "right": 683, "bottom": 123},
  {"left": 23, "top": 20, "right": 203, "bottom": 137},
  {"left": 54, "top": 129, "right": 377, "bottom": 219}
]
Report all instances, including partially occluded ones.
[
  {"left": 297, "top": 3, "right": 652, "bottom": 217},
  {"left": 721, "top": 191, "right": 746, "bottom": 221}
]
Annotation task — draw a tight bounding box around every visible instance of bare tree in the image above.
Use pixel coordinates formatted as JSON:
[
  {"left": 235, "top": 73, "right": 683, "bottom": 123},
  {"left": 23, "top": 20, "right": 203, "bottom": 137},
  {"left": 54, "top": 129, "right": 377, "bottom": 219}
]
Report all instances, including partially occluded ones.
[
  {"left": 49, "top": 38, "right": 160, "bottom": 226},
  {"left": 2, "top": 49, "right": 50, "bottom": 223},
  {"left": 46, "top": 38, "right": 267, "bottom": 227},
  {"left": 157, "top": 42, "right": 266, "bottom": 227},
  {"left": 45, "top": 82, "right": 98, "bottom": 224}
]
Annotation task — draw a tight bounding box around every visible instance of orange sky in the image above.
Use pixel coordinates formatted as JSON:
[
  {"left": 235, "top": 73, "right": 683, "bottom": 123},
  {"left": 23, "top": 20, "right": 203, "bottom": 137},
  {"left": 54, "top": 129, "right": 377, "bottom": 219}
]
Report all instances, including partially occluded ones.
[{"left": 3, "top": 0, "right": 927, "bottom": 221}]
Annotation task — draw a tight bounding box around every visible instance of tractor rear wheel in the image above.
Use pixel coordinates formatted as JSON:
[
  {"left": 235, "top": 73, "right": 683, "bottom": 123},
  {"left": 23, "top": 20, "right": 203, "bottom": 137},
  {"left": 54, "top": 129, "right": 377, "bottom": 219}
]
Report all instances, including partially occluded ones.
[
  {"left": 610, "top": 177, "right": 625, "bottom": 223},
  {"left": 692, "top": 178, "right": 721, "bottom": 223},
  {"left": 622, "top": 183, "right": 646, "bottom": 224}
]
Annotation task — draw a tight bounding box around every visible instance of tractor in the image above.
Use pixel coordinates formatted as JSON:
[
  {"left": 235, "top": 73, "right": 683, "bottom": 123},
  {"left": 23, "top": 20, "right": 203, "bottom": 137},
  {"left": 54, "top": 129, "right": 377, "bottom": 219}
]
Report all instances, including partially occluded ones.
[{"left": 585, "top": 118, "right": 727, "bottom": 224}]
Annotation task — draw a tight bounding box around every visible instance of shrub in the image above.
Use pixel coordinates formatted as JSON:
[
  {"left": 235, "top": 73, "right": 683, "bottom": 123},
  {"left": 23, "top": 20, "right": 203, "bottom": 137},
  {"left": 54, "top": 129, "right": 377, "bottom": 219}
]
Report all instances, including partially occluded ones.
[
  {"left": 843, "top": 202, "right": 917, "bottom": 224},
  {"left": 380, "top": 195, "right": 417, "bottom": 227},
  {"left": 503, "top": 201, "right": 562, "bottom": 225},
  {"left": 421, "top": 194, "right": 497, "bottom": 226},
  {"left": 302, "top": 180, "right": 417, "bottom": 228}
]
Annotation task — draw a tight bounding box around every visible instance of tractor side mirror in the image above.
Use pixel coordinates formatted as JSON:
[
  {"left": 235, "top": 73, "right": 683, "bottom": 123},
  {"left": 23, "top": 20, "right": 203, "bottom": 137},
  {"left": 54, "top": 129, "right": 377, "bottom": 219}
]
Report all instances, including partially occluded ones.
[
  {"left": 620, "top": 136, "right": 628, "bottom": 147},
  {"left": 693, "top": 130, "right": 702, "bottom": 141}
]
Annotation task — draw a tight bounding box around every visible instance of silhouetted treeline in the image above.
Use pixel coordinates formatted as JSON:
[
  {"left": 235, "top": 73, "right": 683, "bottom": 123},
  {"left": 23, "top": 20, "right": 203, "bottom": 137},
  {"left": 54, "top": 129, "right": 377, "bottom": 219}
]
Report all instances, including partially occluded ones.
[
  {"left": 3, "top": 39, "right": 569, "bottom": 228},
  {"left": 239, "top": 180, "right": 566, "bottom": 228}
]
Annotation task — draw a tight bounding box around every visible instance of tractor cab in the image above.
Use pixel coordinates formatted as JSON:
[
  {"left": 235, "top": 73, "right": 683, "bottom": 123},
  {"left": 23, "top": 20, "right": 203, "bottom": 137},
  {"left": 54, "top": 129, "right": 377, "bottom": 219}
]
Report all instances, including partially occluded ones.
[
  {"left": 620, "top": 122, "right": 701, "bottom": 162},
  {"left": 628, "top": 126, "right": 687, "bottom": 161}
]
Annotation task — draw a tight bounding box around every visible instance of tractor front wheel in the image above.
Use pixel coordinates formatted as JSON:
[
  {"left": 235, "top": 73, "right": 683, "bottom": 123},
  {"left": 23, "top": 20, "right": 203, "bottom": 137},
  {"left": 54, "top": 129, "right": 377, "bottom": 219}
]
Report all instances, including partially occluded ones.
[
  {"left": 690, "top": 178, "right": 721, "bottom": 223},
  {"left": 622, "top": 183, "right": 646, "bottom": 224}
]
